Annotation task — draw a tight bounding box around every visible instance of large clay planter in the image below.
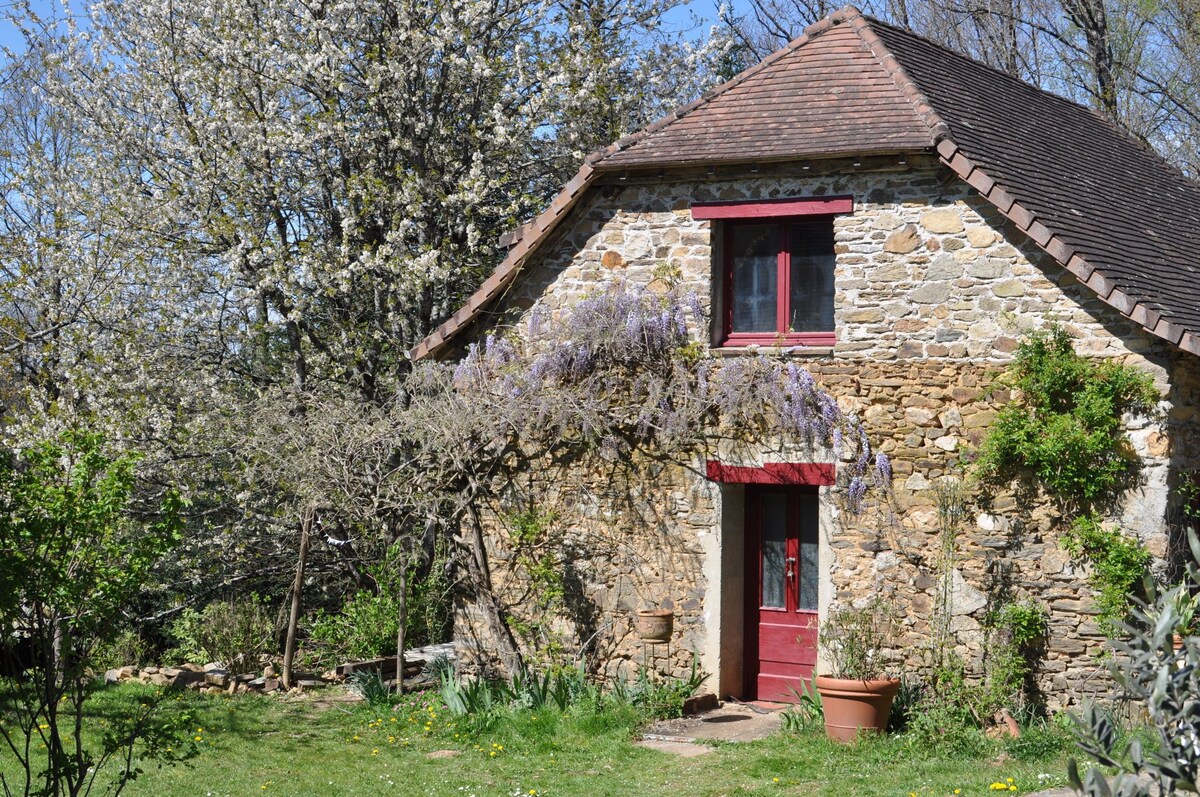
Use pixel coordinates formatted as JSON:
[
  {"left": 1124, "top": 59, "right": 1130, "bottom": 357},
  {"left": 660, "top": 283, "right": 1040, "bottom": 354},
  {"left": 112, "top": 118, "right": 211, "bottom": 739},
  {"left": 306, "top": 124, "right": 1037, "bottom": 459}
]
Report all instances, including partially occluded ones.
[
  {"left": 815, "top": 675, "right": 901, "bottom": 743},
  {"left": 635, "top": 609, "right": 673, "bottom": 642}
]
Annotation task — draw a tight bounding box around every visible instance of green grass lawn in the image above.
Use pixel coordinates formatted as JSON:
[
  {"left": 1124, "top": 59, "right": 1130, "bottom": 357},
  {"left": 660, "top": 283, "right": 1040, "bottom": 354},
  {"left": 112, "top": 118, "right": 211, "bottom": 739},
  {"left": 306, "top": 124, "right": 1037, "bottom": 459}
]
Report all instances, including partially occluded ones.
[{"left": 2, "top": 683, "right": 1073, "bottom": 797}]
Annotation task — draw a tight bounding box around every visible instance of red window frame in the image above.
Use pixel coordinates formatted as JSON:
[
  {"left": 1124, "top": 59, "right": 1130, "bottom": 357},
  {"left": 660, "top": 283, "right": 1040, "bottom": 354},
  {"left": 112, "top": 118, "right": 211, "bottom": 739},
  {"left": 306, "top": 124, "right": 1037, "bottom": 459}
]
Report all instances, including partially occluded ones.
[{"left": 693, "top": 196, "right": 851, "bottom": 348}]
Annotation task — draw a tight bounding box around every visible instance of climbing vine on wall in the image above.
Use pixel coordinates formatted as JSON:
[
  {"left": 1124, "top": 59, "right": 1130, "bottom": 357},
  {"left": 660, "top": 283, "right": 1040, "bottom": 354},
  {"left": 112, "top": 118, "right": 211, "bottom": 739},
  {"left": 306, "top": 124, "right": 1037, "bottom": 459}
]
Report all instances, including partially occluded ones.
[{"left": 975, "top": 326, "right": 1159, "bottom": 628}]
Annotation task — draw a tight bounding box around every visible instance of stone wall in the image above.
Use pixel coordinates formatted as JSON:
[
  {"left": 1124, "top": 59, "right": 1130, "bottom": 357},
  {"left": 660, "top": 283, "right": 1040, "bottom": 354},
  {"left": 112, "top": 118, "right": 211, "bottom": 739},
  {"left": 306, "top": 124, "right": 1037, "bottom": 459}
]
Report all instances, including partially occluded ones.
[
  {"left": 454, "top": 454, "right": 721, "bottom": 683},
  {"left": 453, "top": 154, "right": 1200, "bottom": 707}
]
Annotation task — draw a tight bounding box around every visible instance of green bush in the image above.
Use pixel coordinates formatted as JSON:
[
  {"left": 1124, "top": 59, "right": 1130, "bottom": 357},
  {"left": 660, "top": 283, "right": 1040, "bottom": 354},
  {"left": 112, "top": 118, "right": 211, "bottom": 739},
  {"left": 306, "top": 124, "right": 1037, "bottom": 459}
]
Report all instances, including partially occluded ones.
[
  {"left": 609, "top": 659, "right": 708, "bottom": 720},
  {"left": 1061, "top": 513, "right": 1151, "bottom": 628},
  {"left": 166, "top": 597, "right": 275, "bottom": 676},
  {"left": 307, "top": 588, "right": 401, "bottom": 664},
  {"left": 904, "top": 657, "right": 987, "bottom": 754},
  {"left": 984, "top": 600, "right": 1049, "bottom": 719},
  {"left": 975, "top": 326, "right": 1157, "bottom": 513},
  {"left": 1005, "top": 715, "right": 1073, "bottom": 761},
  {"left": 305, "top": 549, "right": 453, "bottom": 666},
  {"left": 92, "top": 629, "right": 151, "bottom": 672}
]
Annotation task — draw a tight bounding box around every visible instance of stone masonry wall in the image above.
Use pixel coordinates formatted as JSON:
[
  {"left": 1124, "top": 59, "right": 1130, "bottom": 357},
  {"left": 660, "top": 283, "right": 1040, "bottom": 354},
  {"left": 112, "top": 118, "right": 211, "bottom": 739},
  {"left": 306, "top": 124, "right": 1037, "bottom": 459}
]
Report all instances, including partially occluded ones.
[
  {"left": 455, "top": 155, "right": 1200, "bottom": 707},
  {"left": 456, "top": 456, "right": 719, "bottom": 684}
]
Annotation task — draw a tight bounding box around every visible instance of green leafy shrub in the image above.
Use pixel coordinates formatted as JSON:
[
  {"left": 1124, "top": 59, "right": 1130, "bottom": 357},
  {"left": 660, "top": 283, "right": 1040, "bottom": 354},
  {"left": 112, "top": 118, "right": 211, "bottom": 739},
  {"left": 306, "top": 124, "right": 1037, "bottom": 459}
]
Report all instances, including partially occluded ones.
[
  {"left": 166, "top": 598, "right": 275, "bottom": 677},
  {"left": 305, "top": 547, "right": 453, "bottom": 666},
  {"left": 984, "top": 600, "right": 1049, "bottom": 718},
  {"left": 163, "top": 607, "right": 206, "bottom": 664},
  {"left": 1070, "top": 532, "right": 1200, "bottom": 796},
  {"left": 1061, "top": 513, "right": 1152, "bottom": 629},
  {"left": 307, "top": 589, "right": 400, "bottom": 664},
  {"left": 92, "top": 629, "right": 151, "bottom": 672},
  {"left": 781, "top": 679, "right": 824, "bottom": 734},
  {"left": 1005, "top": 714, "right": 1073, "bottom": 761},
  {"left": 609, "top": 659, "right": 708, "bottom": 720},
  {"left": 975, "top": 326, "right": 1157, "bottom": 513},
  {"left": 818, "top": 597, "right": 897, "bottom": 680},
  {"left": 904, "top": 657, "right": 989, "bottom": 754}
]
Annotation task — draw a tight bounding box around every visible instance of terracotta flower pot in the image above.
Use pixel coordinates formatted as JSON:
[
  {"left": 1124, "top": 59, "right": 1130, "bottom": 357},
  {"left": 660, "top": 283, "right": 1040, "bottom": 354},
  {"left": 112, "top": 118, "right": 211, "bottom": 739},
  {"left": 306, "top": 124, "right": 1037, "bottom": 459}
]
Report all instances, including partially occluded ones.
[
  {"left": 635, "top": 609, "right": 673, "bottom": 642},
  {"left": 814, "top": 675, "right": 901, "bottom": 743}
]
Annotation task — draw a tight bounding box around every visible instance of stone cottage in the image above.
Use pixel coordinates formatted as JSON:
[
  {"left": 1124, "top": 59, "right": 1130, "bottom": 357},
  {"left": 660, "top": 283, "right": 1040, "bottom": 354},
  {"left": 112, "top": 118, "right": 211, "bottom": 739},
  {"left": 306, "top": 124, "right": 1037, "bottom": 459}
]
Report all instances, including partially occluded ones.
[{"left": 411, "top": 6, "right": 1200, "bottom": 707}]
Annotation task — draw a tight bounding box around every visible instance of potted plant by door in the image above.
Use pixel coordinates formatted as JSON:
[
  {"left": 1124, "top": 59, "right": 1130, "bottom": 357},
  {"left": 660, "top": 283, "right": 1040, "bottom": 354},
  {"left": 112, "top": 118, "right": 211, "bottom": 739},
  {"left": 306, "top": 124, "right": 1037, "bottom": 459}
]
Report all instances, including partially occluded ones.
[{"left": 814, "top": 597, "right": 900, "bottom": 742}]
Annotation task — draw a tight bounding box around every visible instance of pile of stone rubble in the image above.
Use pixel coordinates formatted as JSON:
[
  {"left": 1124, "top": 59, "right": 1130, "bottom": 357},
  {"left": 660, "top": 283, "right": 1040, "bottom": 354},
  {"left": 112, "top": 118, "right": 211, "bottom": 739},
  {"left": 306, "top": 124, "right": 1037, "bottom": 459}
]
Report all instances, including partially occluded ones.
[{"left": 101, "top": 642, "right": 457, "bottom": 696}]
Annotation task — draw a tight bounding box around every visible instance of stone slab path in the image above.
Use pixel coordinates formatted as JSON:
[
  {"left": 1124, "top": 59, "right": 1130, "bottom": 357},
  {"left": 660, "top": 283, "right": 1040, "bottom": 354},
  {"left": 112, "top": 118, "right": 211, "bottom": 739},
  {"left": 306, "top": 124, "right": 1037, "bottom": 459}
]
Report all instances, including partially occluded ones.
[{"left": 635, "top": 702, "right": 784, "bottom": 755}]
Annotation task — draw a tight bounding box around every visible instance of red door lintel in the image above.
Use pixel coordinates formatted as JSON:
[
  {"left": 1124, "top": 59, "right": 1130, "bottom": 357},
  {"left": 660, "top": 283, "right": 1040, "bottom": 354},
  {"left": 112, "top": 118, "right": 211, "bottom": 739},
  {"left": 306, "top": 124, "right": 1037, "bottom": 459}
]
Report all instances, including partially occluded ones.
[{"left": 705, "top": 461, "right": 835, "bottom": 485}]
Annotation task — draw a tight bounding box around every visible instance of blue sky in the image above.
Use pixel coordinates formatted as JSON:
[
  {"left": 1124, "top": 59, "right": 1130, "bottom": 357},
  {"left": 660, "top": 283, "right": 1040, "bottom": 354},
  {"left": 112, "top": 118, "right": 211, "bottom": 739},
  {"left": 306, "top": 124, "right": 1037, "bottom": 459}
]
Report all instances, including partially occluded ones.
[{"left": 0, "top": 0, "right": 739, "bottom": 58}]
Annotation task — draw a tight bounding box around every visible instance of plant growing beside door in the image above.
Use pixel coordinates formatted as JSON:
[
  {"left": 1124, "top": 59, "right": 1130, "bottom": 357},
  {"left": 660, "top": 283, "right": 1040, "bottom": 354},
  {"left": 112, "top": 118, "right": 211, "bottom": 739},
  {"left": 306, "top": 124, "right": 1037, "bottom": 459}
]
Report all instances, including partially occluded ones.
[{"left": 814, "top": 596, "right": 901, "bottom": 742}]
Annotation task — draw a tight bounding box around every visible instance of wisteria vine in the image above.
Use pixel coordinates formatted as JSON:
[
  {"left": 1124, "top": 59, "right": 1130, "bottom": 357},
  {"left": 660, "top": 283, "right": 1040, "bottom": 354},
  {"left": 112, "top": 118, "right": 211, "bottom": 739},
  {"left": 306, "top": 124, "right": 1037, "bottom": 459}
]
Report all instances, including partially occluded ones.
[{"left": 410, "top": 281, "right": 892, "bottom": 511}]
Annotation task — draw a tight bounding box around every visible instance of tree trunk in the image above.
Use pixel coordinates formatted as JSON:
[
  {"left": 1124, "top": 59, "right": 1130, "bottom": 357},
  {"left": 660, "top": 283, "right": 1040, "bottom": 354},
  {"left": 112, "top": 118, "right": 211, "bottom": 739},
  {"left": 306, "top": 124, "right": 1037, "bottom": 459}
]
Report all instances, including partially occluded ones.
[
  {"left": 282, "top": 509, "right": 313, "bottom": 689},
  {"left": 463, "top": 501, "right": 524, "bottom": 677},
  {"left": 395, "top": 562, "right": 407, "bottom": 695}
]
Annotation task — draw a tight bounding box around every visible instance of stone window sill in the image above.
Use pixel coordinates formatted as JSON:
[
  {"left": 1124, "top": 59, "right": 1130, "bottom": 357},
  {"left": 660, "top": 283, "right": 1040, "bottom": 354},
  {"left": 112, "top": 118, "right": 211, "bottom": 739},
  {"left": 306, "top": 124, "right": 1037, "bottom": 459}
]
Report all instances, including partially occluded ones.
[{"left": 710, "top": 344, "right": 835, "bottom": 358}]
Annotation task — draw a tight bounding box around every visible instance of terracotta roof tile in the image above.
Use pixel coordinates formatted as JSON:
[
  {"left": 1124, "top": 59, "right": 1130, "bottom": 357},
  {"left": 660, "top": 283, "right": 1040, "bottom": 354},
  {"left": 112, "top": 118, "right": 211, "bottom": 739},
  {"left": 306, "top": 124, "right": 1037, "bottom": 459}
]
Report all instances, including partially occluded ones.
[{"left": 600, "top": 20, "right": 933, "bottom": 167}]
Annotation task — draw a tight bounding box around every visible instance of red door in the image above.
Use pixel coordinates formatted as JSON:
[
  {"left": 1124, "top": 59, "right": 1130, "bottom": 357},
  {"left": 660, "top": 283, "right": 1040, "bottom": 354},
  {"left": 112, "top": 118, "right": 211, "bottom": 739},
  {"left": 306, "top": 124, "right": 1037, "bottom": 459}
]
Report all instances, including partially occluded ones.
[{"left": 745, "top": 485, "right": 819, "bottom": 702}]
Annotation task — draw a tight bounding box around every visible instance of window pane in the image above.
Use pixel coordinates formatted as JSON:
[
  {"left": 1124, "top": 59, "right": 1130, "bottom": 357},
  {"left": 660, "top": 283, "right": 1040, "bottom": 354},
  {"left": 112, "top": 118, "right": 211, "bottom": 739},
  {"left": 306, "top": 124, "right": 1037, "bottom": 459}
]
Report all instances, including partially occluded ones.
[
  {"left": 799, "top": 541, "right": 818, "bottom": 610},
  {"left": 799, "top": 494, "right": 818, "bottom": 611},
  {"left": 760, "top": 493, "right": 787, "bottom": 609},
  {"left": 731, "top": 224, "right": 778, "bottom": 333},
  {"left": 788, "top": 222, "right": 835, "bottom": 332}
]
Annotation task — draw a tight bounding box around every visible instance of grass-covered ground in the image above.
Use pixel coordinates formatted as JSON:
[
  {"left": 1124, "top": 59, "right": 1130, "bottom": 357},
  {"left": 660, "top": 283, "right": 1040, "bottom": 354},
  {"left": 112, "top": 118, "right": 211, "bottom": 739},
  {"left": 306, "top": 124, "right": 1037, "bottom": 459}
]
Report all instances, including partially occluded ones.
[{"left": 2, "top": 682, "right": 1074, "bottom": 797}]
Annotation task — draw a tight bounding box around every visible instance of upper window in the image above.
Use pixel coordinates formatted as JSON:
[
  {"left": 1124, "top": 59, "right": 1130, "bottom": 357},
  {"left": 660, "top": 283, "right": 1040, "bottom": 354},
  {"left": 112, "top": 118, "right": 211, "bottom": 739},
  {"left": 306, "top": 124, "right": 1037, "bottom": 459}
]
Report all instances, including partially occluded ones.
[{"left": 693, "top": 196, "right": 850, "bottom": 348}]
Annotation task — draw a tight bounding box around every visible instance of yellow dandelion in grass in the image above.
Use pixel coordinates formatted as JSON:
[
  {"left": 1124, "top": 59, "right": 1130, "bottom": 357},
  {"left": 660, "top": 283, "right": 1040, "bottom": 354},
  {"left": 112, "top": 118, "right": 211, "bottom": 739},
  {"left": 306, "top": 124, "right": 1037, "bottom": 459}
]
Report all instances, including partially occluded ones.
[
  {"left": 194, "top": 736, "right": 203, "bottom": 742},
  {"left": 955, "top": 791, "right": 962, "bottom": 795},
  {"left": 490, "top": 751, "right": 497, "bottom": 757},
  {"left": 372, "top": 749, "right": 380, "bottom": 756},
  {"left": 1009, "top": 788, "right": 1017, "bottom": 793},
  {"left": 773, "top": 778, "right": 780, "bottom": 784},
  {"left": 391, "top": 717, "right": 397, "bottom": 723}
]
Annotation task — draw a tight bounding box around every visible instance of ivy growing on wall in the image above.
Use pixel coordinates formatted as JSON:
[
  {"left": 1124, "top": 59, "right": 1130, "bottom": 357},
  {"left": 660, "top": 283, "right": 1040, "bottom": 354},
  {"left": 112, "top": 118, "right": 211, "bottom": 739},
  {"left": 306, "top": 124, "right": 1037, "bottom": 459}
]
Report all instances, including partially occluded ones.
[{"left": 975, "top": 326, "right": 1159, "bottom": 628}]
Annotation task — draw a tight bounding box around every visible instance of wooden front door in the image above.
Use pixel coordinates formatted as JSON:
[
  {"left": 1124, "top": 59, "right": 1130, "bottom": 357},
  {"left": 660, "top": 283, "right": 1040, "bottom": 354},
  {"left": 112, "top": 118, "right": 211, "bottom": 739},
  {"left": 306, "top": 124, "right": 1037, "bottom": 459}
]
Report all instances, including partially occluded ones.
[{"left": 745, "top": 485, "right": 819, "bottom": 702}]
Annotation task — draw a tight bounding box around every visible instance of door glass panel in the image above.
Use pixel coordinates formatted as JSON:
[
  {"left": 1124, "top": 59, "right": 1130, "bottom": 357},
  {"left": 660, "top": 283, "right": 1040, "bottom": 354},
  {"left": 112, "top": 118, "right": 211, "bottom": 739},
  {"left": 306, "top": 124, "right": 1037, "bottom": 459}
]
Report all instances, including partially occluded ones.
[
  {"left": 799, "top": 494, "right": 819, "bottom": 611},
  {"left": 799, "top": 541, "right": 818, "bottom": 610},
  {"left": 788, "top": 221, "right": 835, "bottom": 333},
  {"left": 760, "top": 493, "right": 787, "bottom": 608},
  {"left": 731, "top": 224, "right": 778, "bottom": 333}
]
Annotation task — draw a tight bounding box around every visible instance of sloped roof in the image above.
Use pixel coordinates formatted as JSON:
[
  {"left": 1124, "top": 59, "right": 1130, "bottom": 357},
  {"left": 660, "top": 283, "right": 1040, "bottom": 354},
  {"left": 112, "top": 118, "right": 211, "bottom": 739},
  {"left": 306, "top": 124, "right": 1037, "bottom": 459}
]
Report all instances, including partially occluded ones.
[
  {"left": 410, "top": 6, "right": 1200, "bottom": 361},
  {"left": 599, "top": 19, "right": 931, "bottom": 166}
]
